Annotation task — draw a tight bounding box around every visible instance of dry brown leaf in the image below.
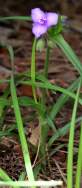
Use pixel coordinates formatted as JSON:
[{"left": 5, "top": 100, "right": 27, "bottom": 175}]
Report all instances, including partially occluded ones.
[{"left": 28, "top": 126, "right": 40, "bottom": 146}]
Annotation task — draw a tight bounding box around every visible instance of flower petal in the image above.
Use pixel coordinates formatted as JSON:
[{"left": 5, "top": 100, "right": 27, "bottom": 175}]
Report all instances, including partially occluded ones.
[
  {"left": 31, "top": 8, "right": 45, "bottom": 23},
  {"left": 46, "top": 13, "right": 58, "bottom": 27},
  {"left": 32, "top": 23, "right": 47, "bottom": 38}
]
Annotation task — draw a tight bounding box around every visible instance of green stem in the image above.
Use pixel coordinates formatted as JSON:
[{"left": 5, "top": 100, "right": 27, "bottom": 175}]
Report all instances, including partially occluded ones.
[
  {"left": 44, "top": 47, "right": 50, "bottom": 78},
  {"left": 39, "top": 114, "right": 49, "bottom": 166},
  {"left": 31, "top": 38, "right": 38, "bottom": 104},
  {"left": 42, "top": 46, "right": 50, "bottom": 105},
  {"left": 39, "top": 47, "right": 50, "bottom": 163}
]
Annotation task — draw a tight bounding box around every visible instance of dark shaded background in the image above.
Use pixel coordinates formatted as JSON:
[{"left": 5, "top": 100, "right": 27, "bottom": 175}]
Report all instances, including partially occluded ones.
[{"left": 0, "top": 0, "right": 82, "bottom": 17}]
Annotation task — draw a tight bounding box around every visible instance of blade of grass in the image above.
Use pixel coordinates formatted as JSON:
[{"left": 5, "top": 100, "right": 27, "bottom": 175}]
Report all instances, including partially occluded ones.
[
  {"left": 10, "top": 75, "right": 35, "bottom": 188},
  {"left": 75, "top": 123, "right": 82, "bottom": 188},
  {"left": 7, "top": 45, "right": 35, "bottom": 187},
  {"left": 48, "top": 116, "right": 82, "bottom": 147},
  {"left": 46, "top": 115, "right": 57, "bottom": 132},
  {"left": 0, "top": 16, "right": 31, "bottom": 21},
  {"left": 67, "top": 79, "right": 81, "bottom": 188},
  {"left": 18, "top": 96, "right": 38, "bottom": 108},
  {"left": 0, "top": 168, "right": 13, "bottom": 181},
  {"left": 50, "top": 143, "right": 66, "bottom": 157}
]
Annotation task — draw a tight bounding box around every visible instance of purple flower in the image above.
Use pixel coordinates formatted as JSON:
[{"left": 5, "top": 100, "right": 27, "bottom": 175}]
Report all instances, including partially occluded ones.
[{"left": 31, "top": 8, "right": 58, "bottom": 38}]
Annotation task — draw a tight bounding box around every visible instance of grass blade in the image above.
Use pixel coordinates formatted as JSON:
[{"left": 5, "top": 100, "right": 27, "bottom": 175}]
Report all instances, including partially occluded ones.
[
  {"left": 10, "top": 76, "right": 35, "bottom": 187},
  {"left": 67, "top": 79, "right": 81, "bottom": 188},
  {"left": 8, "top": 45, "right": 35, "bottom": 187},
  {"left": 75, "top": 123, "right": 82, "bottom": 188},
  {"left": 0, "top": 168, "right": 12, "bottom": 181}
]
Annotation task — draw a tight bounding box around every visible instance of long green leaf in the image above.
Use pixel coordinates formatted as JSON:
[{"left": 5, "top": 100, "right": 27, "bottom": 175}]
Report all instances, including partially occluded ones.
[
  {"left": 67, "top": 79, "right": 81, "bottom": 188},
  {"left": 0, "top": 168, "right": 12, "bottom": 181},
  {"left": 75, "top": 123, "right": 82, "bottom": 188},
  {"left": 8, "top": 45, "right": 35, "bottom": 187},
  {"left": 10, "top": 76, "right": 35, "bottom": 188}
]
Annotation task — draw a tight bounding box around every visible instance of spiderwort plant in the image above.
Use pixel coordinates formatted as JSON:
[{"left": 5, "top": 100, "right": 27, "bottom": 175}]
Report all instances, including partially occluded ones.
[
  {"left": 31, "top": 5, "right": 82, "bottom": 157},
  {"left": 30, "top": 7, "right": 82, "bottom": 186}
]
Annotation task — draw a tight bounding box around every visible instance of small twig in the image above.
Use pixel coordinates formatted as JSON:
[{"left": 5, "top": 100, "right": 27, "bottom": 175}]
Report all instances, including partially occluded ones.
[
  {"left": 0, "top": 180, "right": 63, "bottom": 187},
  {"left": 54, "top": 159, "right": 67, "bottom": 184}
]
